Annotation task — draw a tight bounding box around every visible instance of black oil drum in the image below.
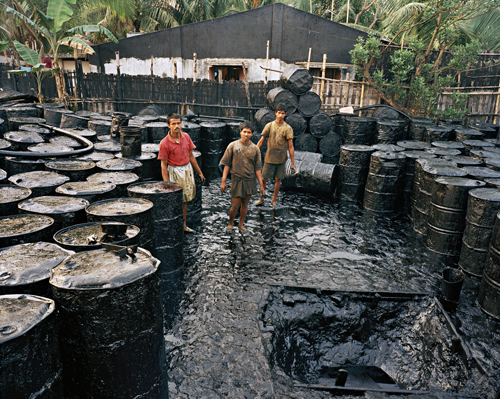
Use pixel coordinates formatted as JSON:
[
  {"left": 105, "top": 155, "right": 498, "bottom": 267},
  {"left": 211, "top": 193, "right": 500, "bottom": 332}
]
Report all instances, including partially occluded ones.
[
  {"left": 282, "top": 160, "right": 337, "bottom": 194},
  {"left": 119, "top": 125, "right": 142, "bottom": 157},
  {"left": 343, "top": 117, "right": 377, "bottom": 145},
  {"left": 254, "top": 108, "right": 276, "bottom": 131},
  {"left": 56, "top": 181, "right": 117, "bottom": 203},
  {"left": 425, "top": 125, "right": 453, "bottom": 142},
  {"left": 372, "top": 143, "right": 404, "bottom": 152},
  {"left": 375, "top": 121, "right": 404, "bottom": 144},
  {"left": 53, "top": 221, "right": 140, "bottom": 252},
  {"left": 0, "top": 214, "right": 54, "bottom": 248},
  {"left": 96, "top": 158, "right": 143, "bottom": 178},
  {"left": 309, "top": 112, "right": 334, "bottom": 139},
  {"left": 4, "top": 130, "right": 44, "bottom": 151},
  {"left": 338, "top": 144, "right": 374, "bottom": 202},
  {"left": 182, "top": 121, "right": 201, "bottom": 147},
  {"left": 110, "top": 112, "right": 131, "bottom": 138},
  {"left": 284, "top": 112, "right": 307, "bottom": 138},
  {"left": 294, "top": 133, "right": 318, "bottom": 153},
  {"left": 442, "top": 155, "right": 483, "bottom": 168},
  {"left": 43, "top": 108, "right": 73, "bottom": 127},
  {"left": 44, "top": 159, "right": 96, "bottom": 181},
  {"left": 8, "top": 171, "right": 70, "bottom": 197},
  {"left": 65, "top": 127, "right": 97, "bottom": 142},
  {"left": 463, "top": 166, "right": 500, "bottom": 181},
  {"left": 454, "top": 126, "right": 484, "bottom": 142},
  {"left": 60, "top": 113, "right": 89, "bottom": 129},
  {"left": 0, "top": 294, "right": 64, "bottom": 399},
  {"left": 49, "top": 248, "right": 167, "bottom": 399},
  {"left": 319, "top": 131, "right": 342, "bottom": 164},
  {"left": 76, "top": 151, "right": 114, "bottom": 162},
  {"left": 87, "top": 171, "right": 140, "bottom": 197},
  {"left": 145, "top": 121, "right": 169, "bottom": 143},
  {"left": 297, "top": 91, "right": 321, "bottom": 117},
  {"left": 266, "top": 87, "right": 297, "bottom": 116},
  {"left": 0, "top": 242, "right": 73, "bottom": 296},
  {"left": 0, "top": 184, "right": 31, "bottom": 216},
  {"left": 295, "top": 150, "right": 324, "bottom": 163},
  {"left": 88, "top": 119, "right": 112, "bottom": 137},
  {"left": 462, "top": 139, "right": 494, "bottom": 155},
  {"left": 459, "top": 188, "right": 500, "bottom": 277},
  {"left": 279, "top": 67, "right": 313, "bottom": 95},
  {"left": 94, "top": 140, "right": 121, "bottom": 153},
  {"left": 115, "top": 152, "right": 156, "bottom": 181},
  {"left": 86, "top": 197, "right": 155, "bottom": 253},
  {"left": 409, "top": 122, "right": 434, "bottom": 141}
]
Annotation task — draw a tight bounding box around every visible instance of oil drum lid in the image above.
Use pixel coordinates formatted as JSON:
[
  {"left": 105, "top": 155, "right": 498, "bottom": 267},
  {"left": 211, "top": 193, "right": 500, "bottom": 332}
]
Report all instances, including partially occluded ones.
[
  {"left": 96, "top": 158, "right": 142, "bottom": 171},
  {"left": 416, "top": 158, "right": 456, "bottom": 168},
  {"left": 422, "top": 164, "right": 466, "bottom": 177},
  {"left": 340, "top": 144, "right": 374, "bottom": 152},
  {"left": 431, "top": 141, "right": 465, "bottom": 150},
  {"left": 454, "top": 126, "right": 483, "bottom": 134},
  {"left": 9, "top": 171, "right": 70, "bottom": 189},
  {"left": 54, "top": 222, "right": 139, "bottom": 248},
  {"left": 425, "top": 125, "right": 452, "bottom": 132},
  {"left": 49, "top": 136, "right": 83, "bottom": 148},
  {"left": 0, "top": 185, "right": 31, "bottom": 204},
  {"left": 144, "top": 121, "right": 168, "bottom": 128},
  {"left": 97, "top": 135, "right": 118, "bottom": 142},
  {"left": 0, "top": 242, "right": 73, "bottom": 286},
  {"left": 462, "top": 140, "right": 494, "bottom": 148},
  {"left": 87, "top": 171, "right": 139, "bottom": 185},
  {"left": 0, "top": 138, "right": 11, "bottom": 150},
  {"left": 0, "top": 214, "right": 54, "bottom": 239},
  {"left": 50, "top": 248, "right": 159, "bottom": 290},
  {"left": 403, "top": 150, "right": 436, "bottom": 159},
  {"left": 182, "top": 121, "right": 201, "bottom": 130},
  {"left": 90, "top": 115, "right": 112, "bottom": 122},
  {"left": 141, "top": 143, "right": 159, "bottom": 154},
  {"left": 128, "top": 181, "right": 182, "bottom": 195},
  {"left": 27, "top": 143, "right": 73, "bottom": 153},
  {"left": 86, "top": 198, "right": 153, "bottom": 216},
  {"left": 19, "top": 125, "right": 51, "bottom": 134},
  {"left": 45, "top": 159, "right": 95, "bottom": 171},
  {"left": 463, "top": 166, "right": 500, "bottom": 179},
  {"left": 486, "top": 158, "right": 500, "bottom": 168},
  {"left": 411, "top": 117, "right": 434, "bottom": 124},
  {"left": 4, "top": 130, "right": 44, "bottom": 144},
  {"left": 115, "top": 152, "right": 155, "bottom": 161},
  {"left": 0, "top": 294, "right": 55, "bottom": 344},
  {"left": 469, "top": 187, "right": 500, "bottom": 201},
  {"left": 371, "top": 151, "right": 406, "bottom": 160},
  {"left": 443, "top": 155, "right": 482, "bottom": 166},
  {"left": 470, "top": 149, "right": 500, "bottom": 159},
  {"left": 132, "top": 115, "right": 159, "bottom": 123},
  {"left": 18, "top": 196, "right": 89, "bottom": 215},
  {"left": 77, "top": 151, "right": 115, "bottom": 162},
  {"left": 484, "top": 138, "right": 500, "bottom": 146},
  {"left": 93, "top": 141, "right": 121, "bottom": 152},
  {"left": 372, "top": 144, "right": 404, "bottom": 152},
  {"left": 9, "top": 117, "right": 46, "bottom": 125},
  {"left": 199, "top": 121, "right": 226, "bottom": 129},
  {"left": 75, "top": 110, "right": 100, "bottom": 118},
  {"left": 434, "top": 176, "right": 486, "bottom": 187},
  {"left": 425, "top": 147, "right": 462, "bottom": 156},
  {"left": 56, "top": 181, "right": 116, "bottom": 196}
]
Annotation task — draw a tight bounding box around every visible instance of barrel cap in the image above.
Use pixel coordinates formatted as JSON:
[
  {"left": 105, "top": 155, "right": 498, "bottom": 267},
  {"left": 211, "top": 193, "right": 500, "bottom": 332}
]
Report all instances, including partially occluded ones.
[
  {"left": 127, "top": 181, "right": 182, "bottom": 195},
  {"left": 56, "top": 181, "right": 116, "bottom": 196},
  {"left": 340, "top": 144, "right": 374, "bottom": 151},
  {"left": 8, "top": 171, "right": 69, "bottom": 190},
  {"left": 0, "top": 184, "right": 31, "bottom": 204},
  {"left": 403, "top": 150, "right": 436, "bottom": 159},
  {"left": 96, "top": 158, "right": 142, "bottom": 171},
  {"left": 4, "top": 130, "right": 44, "bottom": 144},
  {"left": 49, "top": 248, "right": 159, "bottom": 290},
  {"left": 0, "top": 294, "right": 55, "bottom": 343},
  {"left": 434, "top": 176, "right": 486, "bottom": 187},
  {"left": 422, "top": 164, "right": 467, "bottom": 177},
  {"left": 0, "top": 215, "right": 54, "bottom": 239},
  {"left": 469, "top": 187, "right": 500, "bottom": 201},
  {"left": 45, "top": 159, "right": 95, "bottom": 171},
  {"left": 19, "top": 125, "right": 51, "bottom": 134},
  {"left": 464, "top": 166, "right": 500, "bottom": 179},
  {"left": 87, "top": 171, "right": 139, "bottom": 185},
  {"left": 18, "top": 196, "right": 89, "bottom": 215},
  {"left": 27, "top": 143, "right": 73, "bottom": 153},
  {"left": 86, "top": 197, "right": 153, "bottom": 216}
]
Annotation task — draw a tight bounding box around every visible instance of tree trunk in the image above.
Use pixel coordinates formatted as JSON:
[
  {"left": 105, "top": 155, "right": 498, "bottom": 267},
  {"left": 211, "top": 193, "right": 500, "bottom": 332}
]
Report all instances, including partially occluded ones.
[{"left": 54, "top": 60, "right": 66, "bottom": 101}]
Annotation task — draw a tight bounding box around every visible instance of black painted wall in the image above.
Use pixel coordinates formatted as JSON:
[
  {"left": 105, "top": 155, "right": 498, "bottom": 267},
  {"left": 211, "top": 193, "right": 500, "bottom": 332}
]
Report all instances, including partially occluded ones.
[{"left": 90, "top": 3, "right": 368, "bottom": 73}]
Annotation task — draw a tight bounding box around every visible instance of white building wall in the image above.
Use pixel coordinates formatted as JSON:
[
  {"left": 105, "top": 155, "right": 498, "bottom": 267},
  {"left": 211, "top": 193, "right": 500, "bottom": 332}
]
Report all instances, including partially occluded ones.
[{"left": 91, "top": 57, "right": 297, "bottom": 82}]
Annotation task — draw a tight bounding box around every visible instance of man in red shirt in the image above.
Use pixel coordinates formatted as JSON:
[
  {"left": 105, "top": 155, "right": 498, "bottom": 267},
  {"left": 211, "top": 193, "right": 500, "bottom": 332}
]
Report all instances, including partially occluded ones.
[{"left": 158, "top": 113, "right": 205, "bottom": 233}]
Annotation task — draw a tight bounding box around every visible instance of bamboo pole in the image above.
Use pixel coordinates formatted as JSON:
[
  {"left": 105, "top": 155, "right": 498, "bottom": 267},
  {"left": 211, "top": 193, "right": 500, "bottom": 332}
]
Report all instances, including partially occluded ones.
[
  {"left": 193, "top": 53, "right": 197, "bottom": 82},
  {"left": 359, "top": 82, "right": 365, "bottom": 116},
  {"left": 343, "top": 72, "right": 350, "bottom": 107},
  {"left": 265, "top": 40, "right": 269, "bottom": 85},
  {"left": 320, "top": 54, "right": 327, "bottom": 102},
  {"left": 494, "top": 79, "right": 500, "bottom": 124},
  {"left": 306, "top": 48, "right": 312, "bottom": 70}
]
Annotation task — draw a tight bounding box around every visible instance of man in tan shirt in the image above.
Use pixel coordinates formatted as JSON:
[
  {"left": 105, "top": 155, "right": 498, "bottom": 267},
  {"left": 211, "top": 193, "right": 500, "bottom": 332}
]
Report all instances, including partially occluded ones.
[{"left": 255, "top": 104, "right": 295, "bottom": 207}]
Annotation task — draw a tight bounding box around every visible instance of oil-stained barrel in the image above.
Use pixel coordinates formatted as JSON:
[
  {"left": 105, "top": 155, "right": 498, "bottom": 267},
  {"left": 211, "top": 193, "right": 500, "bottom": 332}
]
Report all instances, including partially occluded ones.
[
  {"left": 94, "top": 140, "right": 121, "bottom": 153},
  {"left": 75, "top": 110, "right": 100, "bottom": 118},
  {"left": 88, "top": 119, "right": 112, "bottom": 137},
  {"left": 35, "top": 102, "right": 64, "bottom": 118},
  {"left": 127, "top": 120, "right": 149, "bottom": 143},
  {"left": 145, "top": 121, "right": 169, "bottom": 143},
  {"left": 19, "top": 124, "right": 51, "bottom": 135},
  {"left": 294, "top": 150, "right": 323, "bottom": 162},
  {"left": 0, "top": 168, "right": 6, "bottom": 184},
  {"left": 372, "top": 144, "right": 404, "bottom": 152},
  {"left": 426, "top": 177, "right": 485, "bottom": 262},
  {"left": 0, "top": 184, "right": 31, "bottom": 216},
  {"left": 485, "top": 158, "right": 500, "bottom": 173},
  {"left": 96, "top": 158, "right": 143, "bottom": 178},
  {"left": 182, "top": 121, "right": 201, "bottom": 147},
  {"left": 463, "top": 166, "right": 500, "bottom": 181},
  {"left": 60, "top": 113, "right": 88, "bottom": 129},
  {"left": 0, "top": 294, "right": 63, "bottom": 398},
  {"left": 254, "top": 108, "right": 276, "bottom": 131},
  {"left": 478, "top": 212, "right": 500, "bottom": 319},
  {"left": 279, "top": 67, "right": 313, "bottom": 95},
  {"left": 8, "top": 117, "right": 46, "bottom": 131},
  {"left": 43, "top": 109, "right": 73, "bottom": 127},
  {"left": 469, "top": 149, "right": 500, "bottom": 163},
  {"left": 409, "top": 118, "right": 434, "bottom": 141},
  {"left": 459, "top": 188, "right": 500, "bottom": 277},
  {"left": 53, "top": 222, "right": 140, "bottom": 252},
  {"left": 0, "top": 138, "right": 11, "bottom": 167},
  {"left": 116, "top": 152, "right": 156, "bottom": 181},
  {"left": 431, "top": 141, "right": 465, "bottom": 153},
  {"left": 319, "top": 131, "right": 341, "bottom": 164},
  {"left": 297, "top": 91, "right": 321, "bottom": 117},
  {"left": 5, "top": 106, "right": 38, "bottom": 119},
  {"left": 51, "top": 135, "right": 85, "bottom": 149},
  {"left": 87, "top": 171, "right": 140, "bottom": 197},
  {"left": 438, "top": 117, "right": 462, "bottom": 126},
  {"left": 0, "top": 118, "right": 6, "bottom": 134},
  {"left": 343, "top": 117, "right": 377, "bottom": 145},
  {"left": 402, "top": 151, "right": 436, "bottom": 212},
  {"left": 187, "top": 151, "right": 203, "bottom": 222},
  {"left": 462, "top": 139, "right": 495, "bottom": 155},
  {"left": 282, "top": 160, "right": 337, "bottom": 193},
  {"left": 454, "top": 127, "right": 484, "bottom": 142},
  {"left": 65, "top": 127, "right": 97, "bottom": 142},
  {"left": 470, "top": 121, "right": 499, "bottom": 137},
  {"left": 110, "top": 112, "right": 131, "bottom": 138},
  {"left": 49, "top": 248, "right": 167, "bottom": 399},
  {"left": 267, "top": 87, "right": 297, "bottom": 116},
  {"left": 4, "top": 130, "right": 44, "bottom": 151},
  {"left": 375, "top": 121, "right": 404, "bottom": 144},
  {"left": 119, "top": 125, "right": 142, "bottom": 157},
  {"left": 18, "top": 196, "right": 89, "bottom": 231},
  {"left": 76, "top": 151, "right": 115, "bottom": 162},
  {"left": 469, "top": 124, "right": 496, "bottom": 139},
  {"left": 44, "top": 159, "right": 96, "bottom": 181},
  {"left": 309, "top": 112, "right": 334, "bottom": 139},
  {"left": 338, "top": 144, "right": 374, "bottom": 202},
  {"left": 8, "top": 171, "right": 70, "bottom": 197},
  {"left": 363, "top": 151, "right": 406, "bottom": 213},
  {"left": 0, "top": 214, "right": 54, "bottom": 248},
  {"left": 0, "top": 242, "right": 73, "bottom": 296},
  {"left": 86, "top": 197, "right": 155, "bottom": 253},
  {"left": 485, "top": 138, "right": 500, "bottom": 147},
  {"left": 199, "top": 122, "right": 226, "bottom": 179},
  {"left": 294, "top": 133, "right": 318, "bottom": 153},
  {"left": 284, "top": 112, "right": 307, "bottom": 138},
  {"left": 27, "top": 142, "right": 73, "bottom": 154},
  {"left": 425, "top": 147, "right": 462, "bottom": 157},
  {"left": 443, "top": 155, "right": 483, "bottom": 168},
  {"left": 56, "top": 181, "right": 116, "bottom": 203},
  {"left": 90, "top": 114, "right": 112, "bottom": 122},
  {"left": 425, "top": 125, "right": 453, "bottom": 142}
]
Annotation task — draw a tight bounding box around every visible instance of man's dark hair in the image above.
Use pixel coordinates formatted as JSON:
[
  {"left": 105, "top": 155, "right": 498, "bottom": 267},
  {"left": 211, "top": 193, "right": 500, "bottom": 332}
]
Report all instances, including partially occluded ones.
[
  {"left": 166, "top": 113, "right": 182, "bottom": 125},
  {"left": 239, "top": 121, "right": 254, "bottom": 132},
  {"left": 275, "top": 103, "right": 286, "bottom": 113}
]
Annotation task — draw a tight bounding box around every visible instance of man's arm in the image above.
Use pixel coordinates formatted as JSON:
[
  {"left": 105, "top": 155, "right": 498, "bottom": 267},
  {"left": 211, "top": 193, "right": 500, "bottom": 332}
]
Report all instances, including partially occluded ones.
[
  {"left": 257, "top": 136, "right": 267, "bottom": 149},
  {"left": 189, "top": 150, "right": 205, "bottom": 182},
  {"left": 220, "top": 165, "right": 230, "bottom": 192},
  {"left": 255, "top": 170, "right": 264, "bottom": 196},
  {"left": 288, "top": 139, "right": 295, "bottom": 171},
  {"left": 161, "top": 160, "right": 169, "bottom": 181}
]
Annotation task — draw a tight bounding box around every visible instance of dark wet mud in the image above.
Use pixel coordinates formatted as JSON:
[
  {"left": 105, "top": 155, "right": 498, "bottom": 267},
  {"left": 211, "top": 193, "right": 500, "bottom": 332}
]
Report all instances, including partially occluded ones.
[{"left": 162, "top": 180, "right": 500, "bottom": 399}]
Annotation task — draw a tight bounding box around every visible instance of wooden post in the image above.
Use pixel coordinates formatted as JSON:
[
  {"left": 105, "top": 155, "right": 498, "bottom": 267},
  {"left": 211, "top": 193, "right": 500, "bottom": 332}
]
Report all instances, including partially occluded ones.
[
  {"left": 174, "top": 61, "right": 179, "bottom": 113},
  {"left": 217, "top": 66, "right": 222, "bottom": 117},
  {"left": 306, "top": 48, "right": 312, "bottom": 70},
  {"left": 193, "top": 53, "right": 197, "bottom": 107},
  {"left": 115, "top": 51, "right": 121, "bottom": 111},
  {"left": 79, "top": 60, "right": 87, "bottom": 110},
  {"left": 150, "top": 55, "right": 154, "bottom": 103},
  {"left": 359, "top": 82, "right": 365, "bottom": 116},
  {"left": 343, "top": 72, "right": 350, "bottom": 107},
  {"left": 494, "top": 79, "right": 500, "bottom": 124},
  {"left": 242, "top": 62, "right": 252, "bottom": 119},
  {"left": 265, "top": 40, "right": 270, "bottom": 85},
  {"left": 320, "top": 54, "right": 327, "bottom": 103},
  {"left": 73, "top": 48, "right": 79, "bottom": 101},
  {"left": 346, "top": 0, "right": 350, "bottom": 23}
]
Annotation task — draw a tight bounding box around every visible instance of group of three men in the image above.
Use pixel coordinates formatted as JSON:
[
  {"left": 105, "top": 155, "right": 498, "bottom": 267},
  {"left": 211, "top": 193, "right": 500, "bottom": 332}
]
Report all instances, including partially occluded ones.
[{"left": 157, "top": 104, "right": 295, "bottom": 233}]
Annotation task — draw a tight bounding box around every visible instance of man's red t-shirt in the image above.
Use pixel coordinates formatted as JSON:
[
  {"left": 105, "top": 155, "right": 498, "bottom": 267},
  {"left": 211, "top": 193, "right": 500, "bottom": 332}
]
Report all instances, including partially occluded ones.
[{"left": 158, "top": 132, "right": 196, "bottom": 166}]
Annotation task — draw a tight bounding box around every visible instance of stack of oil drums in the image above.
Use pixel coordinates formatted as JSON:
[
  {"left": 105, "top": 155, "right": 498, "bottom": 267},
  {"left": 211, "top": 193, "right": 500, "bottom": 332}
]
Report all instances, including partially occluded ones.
[{"left": 199, "top": 121, "right": 227, "bottom": 180}]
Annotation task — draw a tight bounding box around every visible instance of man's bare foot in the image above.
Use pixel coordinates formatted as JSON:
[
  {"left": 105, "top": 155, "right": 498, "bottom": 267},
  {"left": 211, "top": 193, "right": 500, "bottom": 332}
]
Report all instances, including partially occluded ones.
[
  {"left": 238, "top": 226, "right": 247, "bottom": 232},
  {"left": 227, "top": 224, "right": 234, "bottom": 230},
  {"left": 271, "top": 201, "right": 277, "bottom": 207}
]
